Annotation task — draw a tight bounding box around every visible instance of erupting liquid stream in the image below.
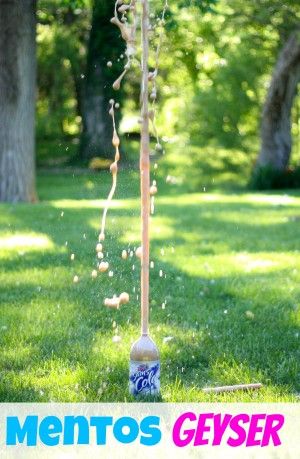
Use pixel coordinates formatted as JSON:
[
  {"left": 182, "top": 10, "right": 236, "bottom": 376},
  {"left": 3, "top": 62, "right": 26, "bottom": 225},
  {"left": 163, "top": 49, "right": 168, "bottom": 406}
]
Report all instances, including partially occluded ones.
[
  {"left": 129, "top": 0, "right": 160, "bottom": 397},
  {"left": 97, "top": 0, "right": 166, "bottom": 397}
]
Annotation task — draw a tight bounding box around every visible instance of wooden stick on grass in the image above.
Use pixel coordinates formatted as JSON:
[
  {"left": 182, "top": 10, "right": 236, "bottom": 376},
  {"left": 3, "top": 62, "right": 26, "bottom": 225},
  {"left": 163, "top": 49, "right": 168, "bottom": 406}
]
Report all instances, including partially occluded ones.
[{"left": 203, "top": 383, "right": 263, "bottom": 394}]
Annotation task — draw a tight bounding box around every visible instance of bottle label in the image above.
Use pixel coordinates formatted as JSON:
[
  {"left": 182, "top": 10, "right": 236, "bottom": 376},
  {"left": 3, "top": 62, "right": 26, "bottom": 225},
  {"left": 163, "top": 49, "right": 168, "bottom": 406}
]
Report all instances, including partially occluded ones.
[{"left": 129, "top": 360, "right": 160, "bottom": 396}]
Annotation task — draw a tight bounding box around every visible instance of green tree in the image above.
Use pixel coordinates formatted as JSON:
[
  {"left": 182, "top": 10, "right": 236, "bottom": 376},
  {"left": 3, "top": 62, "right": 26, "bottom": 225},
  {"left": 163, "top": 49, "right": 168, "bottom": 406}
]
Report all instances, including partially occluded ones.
[
  {"left": 80, "top": 0, "right": 125, "bottom": 160},
  {"left": 217, "top": 0, "right": 300, "bottom": 173},
  {"left": 37, "top": 1, "right": 90, "bottom": 155}
]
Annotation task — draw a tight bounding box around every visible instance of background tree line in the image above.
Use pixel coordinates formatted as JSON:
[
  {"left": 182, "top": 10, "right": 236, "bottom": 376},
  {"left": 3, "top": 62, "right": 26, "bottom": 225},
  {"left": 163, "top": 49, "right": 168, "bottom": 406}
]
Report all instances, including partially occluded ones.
[{"left": 0, "top": 0, "right": 299, "bottom": 202}]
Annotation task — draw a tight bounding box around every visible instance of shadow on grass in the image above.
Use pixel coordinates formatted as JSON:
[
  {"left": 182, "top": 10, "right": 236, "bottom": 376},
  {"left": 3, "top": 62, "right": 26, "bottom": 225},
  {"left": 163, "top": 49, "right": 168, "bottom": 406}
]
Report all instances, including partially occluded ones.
[
  {"left": 0, "top": 181, "right": 300, "bottom": 401},
  {"left": 0, "top": 250, "right": 299, "bottom": 402},
  {"left": 36, "top": 170, "right": 141, "bottom": 201},
  {"left": 2, "top": 196, "right": 300, "bottom": 256}
]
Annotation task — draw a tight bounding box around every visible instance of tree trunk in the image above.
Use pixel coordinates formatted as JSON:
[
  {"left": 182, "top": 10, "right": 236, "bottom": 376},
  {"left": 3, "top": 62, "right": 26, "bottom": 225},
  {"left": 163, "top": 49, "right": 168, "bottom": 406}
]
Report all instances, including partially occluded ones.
[
  {"left": 256, "top": 31, "right": 300, "bottom": 170},
  {"left": 0, "top": 0, "right": 37, "bottom": 202},
  {"left": 80, "top": 0, "right": 124, "bottom": 160}
]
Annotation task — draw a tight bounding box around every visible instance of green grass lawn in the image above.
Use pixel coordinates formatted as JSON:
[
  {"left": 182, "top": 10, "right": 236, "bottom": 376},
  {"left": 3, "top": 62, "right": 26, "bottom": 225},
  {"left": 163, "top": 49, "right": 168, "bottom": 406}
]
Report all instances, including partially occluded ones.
[{"left": 0, "top": 168, "right": 300, "bottom": 402}]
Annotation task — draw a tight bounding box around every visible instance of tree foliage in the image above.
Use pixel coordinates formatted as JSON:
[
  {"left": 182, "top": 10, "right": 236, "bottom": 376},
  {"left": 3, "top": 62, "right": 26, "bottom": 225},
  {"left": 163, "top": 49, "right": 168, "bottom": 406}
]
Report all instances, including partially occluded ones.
[
  {"left": 35, "top": 0, "right": 300, "bottom": 177},
  {"left": 37, "top": 0, "right": 91, "bottom": 150}
]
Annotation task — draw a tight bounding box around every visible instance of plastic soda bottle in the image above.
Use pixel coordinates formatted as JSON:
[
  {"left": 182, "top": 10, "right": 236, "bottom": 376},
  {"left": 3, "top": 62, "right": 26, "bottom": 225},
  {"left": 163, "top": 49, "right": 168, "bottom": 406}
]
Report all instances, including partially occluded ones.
[{"left": 129, "top": 335, "right": 160, "bottom": 396}]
